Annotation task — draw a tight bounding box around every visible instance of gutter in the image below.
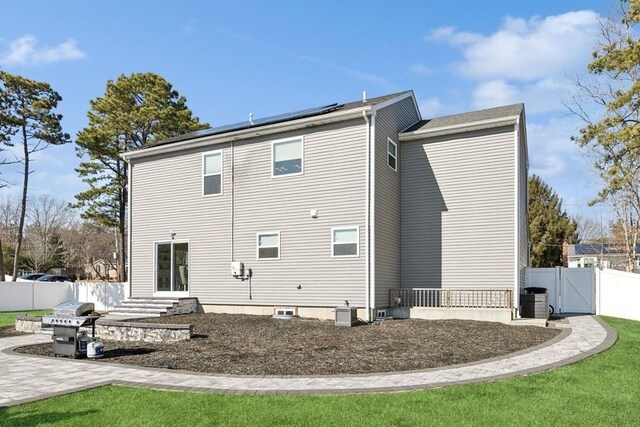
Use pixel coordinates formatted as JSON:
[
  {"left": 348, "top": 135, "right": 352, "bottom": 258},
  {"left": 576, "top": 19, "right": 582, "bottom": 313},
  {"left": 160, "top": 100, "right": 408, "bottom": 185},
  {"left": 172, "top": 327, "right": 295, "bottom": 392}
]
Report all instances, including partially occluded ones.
[{"left": 121, "top": 107, "right": 371, "bottom": 162}]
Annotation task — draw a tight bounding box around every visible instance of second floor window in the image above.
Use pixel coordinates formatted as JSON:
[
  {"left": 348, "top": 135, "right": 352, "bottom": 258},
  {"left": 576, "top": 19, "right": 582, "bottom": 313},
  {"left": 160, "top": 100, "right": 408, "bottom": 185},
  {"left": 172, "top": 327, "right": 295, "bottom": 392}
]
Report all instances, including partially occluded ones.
[
  {"left": 387, "top": 138, "right": 398, "bottom": 171},
  {"left": 203, "top": 151, "right": 222, "bottom": 196},
  {"left": 272, "top": 137, "right": 303, "bottom": 177}
]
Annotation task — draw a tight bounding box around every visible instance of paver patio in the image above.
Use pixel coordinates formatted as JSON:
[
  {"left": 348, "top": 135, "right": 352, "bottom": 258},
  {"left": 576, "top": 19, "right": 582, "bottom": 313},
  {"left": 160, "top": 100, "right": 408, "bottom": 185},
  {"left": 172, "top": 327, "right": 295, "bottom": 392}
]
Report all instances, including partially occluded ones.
[{"left": 0, "top": 315, "right": 616, "bottom": 407}]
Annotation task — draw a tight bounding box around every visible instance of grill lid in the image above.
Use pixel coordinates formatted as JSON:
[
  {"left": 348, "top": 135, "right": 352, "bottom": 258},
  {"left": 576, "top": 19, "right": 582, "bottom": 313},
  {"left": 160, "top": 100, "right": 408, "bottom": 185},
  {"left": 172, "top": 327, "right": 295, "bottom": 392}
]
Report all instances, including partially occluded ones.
[
  {"left": 52, "top": 301, "right": 95, "bottom": 317},
  {"left": 42, "top": 315, "right": 94, "bottom": 327}
]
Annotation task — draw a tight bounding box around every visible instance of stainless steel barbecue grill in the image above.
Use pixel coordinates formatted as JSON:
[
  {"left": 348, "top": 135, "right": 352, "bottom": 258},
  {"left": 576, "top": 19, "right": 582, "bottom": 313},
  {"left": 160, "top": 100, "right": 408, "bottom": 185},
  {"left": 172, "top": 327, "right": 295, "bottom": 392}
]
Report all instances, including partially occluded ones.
[{"left": 42, "top": 302, "right": 99, "bottom": 358}]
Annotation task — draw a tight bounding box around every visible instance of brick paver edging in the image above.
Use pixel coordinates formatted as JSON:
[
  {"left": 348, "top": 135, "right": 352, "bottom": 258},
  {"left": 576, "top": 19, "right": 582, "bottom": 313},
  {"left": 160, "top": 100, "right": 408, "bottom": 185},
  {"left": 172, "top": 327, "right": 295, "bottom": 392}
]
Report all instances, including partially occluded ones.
[{"left": 0, "top": 315, "right": 617, "bottom": 406}]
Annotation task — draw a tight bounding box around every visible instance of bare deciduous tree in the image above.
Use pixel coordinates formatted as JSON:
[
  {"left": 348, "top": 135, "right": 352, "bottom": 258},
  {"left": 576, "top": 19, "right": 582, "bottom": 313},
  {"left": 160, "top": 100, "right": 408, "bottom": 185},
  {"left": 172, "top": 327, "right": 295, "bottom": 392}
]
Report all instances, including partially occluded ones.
[
  {"left": 567, "top": 1, "right": 640, "bottom": 270},
  {"left": 22, "top": 195, "right": 74, "bottom": 272}
]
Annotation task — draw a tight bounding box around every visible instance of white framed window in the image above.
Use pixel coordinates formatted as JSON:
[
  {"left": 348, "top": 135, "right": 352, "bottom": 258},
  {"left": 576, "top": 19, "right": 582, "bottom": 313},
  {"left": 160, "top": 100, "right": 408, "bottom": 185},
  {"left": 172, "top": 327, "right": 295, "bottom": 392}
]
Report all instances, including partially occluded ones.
[
  {"left": 272, "top": 137, "right": 303, "bottom": 177},
  {"left": 257, "top": 231, "right": 280, "bottom": 260},
  {"left": 387, "top": 138, "right": 398, "bottom": 171},
  {"left": 332, "top": 226, "right": 359, "bottom": 257},
  {"left": 203, "top": 151, "right": 222, "bottom": 196}
]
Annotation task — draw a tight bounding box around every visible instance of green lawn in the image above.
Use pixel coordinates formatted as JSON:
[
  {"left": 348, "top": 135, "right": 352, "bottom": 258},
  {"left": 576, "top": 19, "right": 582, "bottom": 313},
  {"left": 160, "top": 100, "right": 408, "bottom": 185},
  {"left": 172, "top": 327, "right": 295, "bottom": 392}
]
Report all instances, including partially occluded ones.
[
  {"left": 1, "top": 317, "right": 638, "bottom": 426},
  {"left": 0, "top": 310, "right": 51, "bottom": 327}
]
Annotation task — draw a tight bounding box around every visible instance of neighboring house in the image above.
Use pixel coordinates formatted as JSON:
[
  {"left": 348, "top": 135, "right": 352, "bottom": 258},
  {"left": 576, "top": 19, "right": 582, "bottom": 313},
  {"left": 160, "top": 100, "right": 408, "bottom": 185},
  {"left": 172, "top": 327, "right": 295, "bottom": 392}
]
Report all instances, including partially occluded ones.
[
  {"left": 84, "top": 259, "right": 118, "bottom": 280},
  {"left": 122, "top": 91, "right": 529, "bottom": 321},
  {"left": 563, "top": 242, "right": 640, "bottom": 271}
]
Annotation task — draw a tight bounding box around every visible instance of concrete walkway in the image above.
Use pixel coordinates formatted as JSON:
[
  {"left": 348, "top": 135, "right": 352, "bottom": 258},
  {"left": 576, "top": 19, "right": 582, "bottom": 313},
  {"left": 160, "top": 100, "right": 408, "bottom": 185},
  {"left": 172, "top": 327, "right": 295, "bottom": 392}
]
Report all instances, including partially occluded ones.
[{"left": 0, "top": 315, "right": 616, "bottom": 407}]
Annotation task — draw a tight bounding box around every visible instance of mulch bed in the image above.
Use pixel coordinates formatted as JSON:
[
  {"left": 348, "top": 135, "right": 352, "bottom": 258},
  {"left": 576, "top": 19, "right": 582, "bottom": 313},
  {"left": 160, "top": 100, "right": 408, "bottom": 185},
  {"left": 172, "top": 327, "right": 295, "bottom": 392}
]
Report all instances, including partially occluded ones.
[{"left": 14, "top": 313, "right": 560, "bottom": 375}]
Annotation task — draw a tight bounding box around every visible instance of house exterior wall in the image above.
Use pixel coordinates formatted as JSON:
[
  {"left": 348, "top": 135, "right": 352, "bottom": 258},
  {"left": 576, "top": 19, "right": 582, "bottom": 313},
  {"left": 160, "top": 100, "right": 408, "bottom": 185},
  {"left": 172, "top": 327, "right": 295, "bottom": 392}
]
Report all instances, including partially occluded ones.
[
  {"left": 400, "top": 126, "right": 517, "bottom": 290},
  {"left": 373, "top": 96, "right": 420, "bottom": 308},
  {"left": 130, "top": 118, "right": 369, "bottom": 308}
]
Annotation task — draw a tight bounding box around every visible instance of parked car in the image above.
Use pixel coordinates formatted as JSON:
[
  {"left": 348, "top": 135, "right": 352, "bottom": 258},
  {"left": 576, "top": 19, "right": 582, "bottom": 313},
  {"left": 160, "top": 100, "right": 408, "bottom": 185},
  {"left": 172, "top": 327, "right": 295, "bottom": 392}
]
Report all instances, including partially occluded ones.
[
  {"left": 17, "top": 273, "right": 46, "bottom": 281},
  {"left": 36, "top": 274, "right": 74, "bottom": 283}
]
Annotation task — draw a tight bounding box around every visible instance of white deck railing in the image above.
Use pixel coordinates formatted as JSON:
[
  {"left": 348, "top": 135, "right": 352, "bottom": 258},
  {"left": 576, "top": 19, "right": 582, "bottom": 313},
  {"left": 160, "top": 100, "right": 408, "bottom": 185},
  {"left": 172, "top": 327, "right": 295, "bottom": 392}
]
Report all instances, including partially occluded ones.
[{"left": 389, "top": 288, "right": 513, "bottom": 309}]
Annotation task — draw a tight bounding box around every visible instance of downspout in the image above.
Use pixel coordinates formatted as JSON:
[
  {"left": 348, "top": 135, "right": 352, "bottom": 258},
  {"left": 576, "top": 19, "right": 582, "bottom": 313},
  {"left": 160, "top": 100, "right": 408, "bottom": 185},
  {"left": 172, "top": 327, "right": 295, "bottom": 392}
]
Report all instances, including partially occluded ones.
[
  {"left": 127, "top": 160, "right": 132, "bottom": 299},
  {"left": 370, "top": 113, "right": 377, "bottom": 315},
  {"left": 514, "top": 115, "right": 521, "bottom": 317},
  {"left": 363, "top": 111, "right": 371, "bottom": 323},
  {"left": 231, "top": 141, "right": 235, "bottom": 262}
]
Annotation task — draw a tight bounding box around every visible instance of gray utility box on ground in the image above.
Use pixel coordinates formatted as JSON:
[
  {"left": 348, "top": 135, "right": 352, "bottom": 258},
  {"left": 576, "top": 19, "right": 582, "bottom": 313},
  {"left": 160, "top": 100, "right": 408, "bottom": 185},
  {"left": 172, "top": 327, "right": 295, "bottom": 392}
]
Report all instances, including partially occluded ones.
[
  {"left": 521, "top": 289, "right": 549, "bottom": 319},
  {"left": 335, "top": 306, "right": 357, "bottom": 326}
]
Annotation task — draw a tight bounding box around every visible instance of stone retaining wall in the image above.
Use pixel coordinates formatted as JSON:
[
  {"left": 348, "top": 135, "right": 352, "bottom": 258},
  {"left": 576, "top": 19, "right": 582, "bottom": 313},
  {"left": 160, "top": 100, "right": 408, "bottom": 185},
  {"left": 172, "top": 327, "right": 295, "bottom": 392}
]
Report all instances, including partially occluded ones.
[
  {"left": 167, "top": 298, "right": 201, "bottom": 316},
  {"left": 15, "top": 316, "right": 192, "bottom": 342},
  {"left": 15, "top": 316, "right": 48, "bottom": 334},
  {"left": 95, "top": 320, "right": 191, "bottom": 342}
]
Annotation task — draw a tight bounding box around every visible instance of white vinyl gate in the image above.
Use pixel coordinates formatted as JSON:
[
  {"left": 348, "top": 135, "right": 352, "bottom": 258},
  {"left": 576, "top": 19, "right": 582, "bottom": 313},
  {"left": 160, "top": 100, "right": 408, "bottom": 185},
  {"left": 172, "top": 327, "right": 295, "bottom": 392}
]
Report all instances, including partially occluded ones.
[{"left": 526, "top": 267, "right": 595, "bottom": 314}]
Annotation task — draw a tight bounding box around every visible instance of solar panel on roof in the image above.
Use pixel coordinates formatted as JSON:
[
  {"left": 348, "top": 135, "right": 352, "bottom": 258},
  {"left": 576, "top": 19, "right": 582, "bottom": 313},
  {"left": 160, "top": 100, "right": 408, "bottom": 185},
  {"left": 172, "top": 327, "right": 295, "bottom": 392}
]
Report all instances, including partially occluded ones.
[{"left": 150, "top": 103, "right": 341, "bottom": 148}]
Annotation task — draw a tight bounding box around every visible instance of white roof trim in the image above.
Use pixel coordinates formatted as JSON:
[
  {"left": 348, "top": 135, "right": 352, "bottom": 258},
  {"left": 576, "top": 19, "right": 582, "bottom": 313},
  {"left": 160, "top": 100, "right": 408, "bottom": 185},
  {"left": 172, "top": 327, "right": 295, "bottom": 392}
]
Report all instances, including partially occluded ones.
[
  {"left": 122, "top": 106, "right": 371, "bottom": 161},
  {"left": 370, "top": 91, "right": 415, "bottom": 113},
  {"left": 398, "top": 114, "right": 520, "bottom": 141}
]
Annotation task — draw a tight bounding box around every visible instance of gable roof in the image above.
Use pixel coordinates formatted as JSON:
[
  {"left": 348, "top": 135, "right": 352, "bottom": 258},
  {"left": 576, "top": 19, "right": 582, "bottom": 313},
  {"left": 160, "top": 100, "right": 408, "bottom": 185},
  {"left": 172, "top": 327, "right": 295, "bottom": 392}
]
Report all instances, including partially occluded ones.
[
  {"left": 146, "top": 91, "right": 412, "bottom": 149},
  {"left": 400, "top": 103, "right": 524, "bottom": 140}
]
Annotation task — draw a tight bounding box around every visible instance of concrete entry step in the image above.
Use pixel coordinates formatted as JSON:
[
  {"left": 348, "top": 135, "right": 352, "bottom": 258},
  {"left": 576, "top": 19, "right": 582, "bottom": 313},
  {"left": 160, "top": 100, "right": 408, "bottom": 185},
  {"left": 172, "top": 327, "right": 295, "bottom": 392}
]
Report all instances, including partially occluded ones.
[
  {"left": 118, "top": 302, "right": 179, "bottom": 310},
  {"left": 511, "top": 318, "right": 548, "bottom": 327},
  {"left": 109, "top": 307, "right": 168, "bottom": 314},
  {"left": 123, "top": 298, "right": 180, "bottom": 305},
  {"left": 104, "top": 297, "right": 200, "bottom": 321}
]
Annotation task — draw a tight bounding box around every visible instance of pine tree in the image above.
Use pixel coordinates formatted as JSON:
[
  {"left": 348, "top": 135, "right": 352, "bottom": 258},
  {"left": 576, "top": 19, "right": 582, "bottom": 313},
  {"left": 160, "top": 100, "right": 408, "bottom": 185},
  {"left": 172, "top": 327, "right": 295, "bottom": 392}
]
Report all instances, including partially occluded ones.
[
  {"left": 529, "top": 175, "right": 579, "bottom": 267},
  {"left": 74, "top": 73, "right": 208, "bottom": 281},
  {"left": 0, "top": 71, "right": 70, "bottom": 280}
]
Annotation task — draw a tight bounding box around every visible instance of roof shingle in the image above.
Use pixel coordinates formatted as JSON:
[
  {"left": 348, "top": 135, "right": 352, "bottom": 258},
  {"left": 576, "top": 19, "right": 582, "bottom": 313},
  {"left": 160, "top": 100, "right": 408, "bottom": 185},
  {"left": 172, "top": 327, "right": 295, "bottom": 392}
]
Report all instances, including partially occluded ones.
[{"left": 403, "top": 103, "right": 523, "bottom": 133}]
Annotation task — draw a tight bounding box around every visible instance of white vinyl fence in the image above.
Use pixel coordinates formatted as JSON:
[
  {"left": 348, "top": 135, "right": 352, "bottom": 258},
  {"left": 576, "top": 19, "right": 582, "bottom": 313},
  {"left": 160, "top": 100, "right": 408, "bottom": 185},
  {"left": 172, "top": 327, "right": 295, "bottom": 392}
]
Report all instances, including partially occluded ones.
[
  {"left": 526, "top": 267, "right": 596, "bottom": 314},
  {"left": 527, "top": 267, "right": 640, "bottom": 321},
  {"left": 597, "top": 269, "right": 640, "bottom": 322},
  {"left": 0, "top": 281, "right": 127, "bottom": 312}
]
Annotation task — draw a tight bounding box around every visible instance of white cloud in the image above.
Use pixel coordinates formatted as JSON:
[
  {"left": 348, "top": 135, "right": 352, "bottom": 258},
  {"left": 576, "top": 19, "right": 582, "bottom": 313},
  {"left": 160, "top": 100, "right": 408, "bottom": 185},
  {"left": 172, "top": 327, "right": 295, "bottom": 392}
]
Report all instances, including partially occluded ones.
[
  {"left": 530, "top": 154, "right": 565, "bottom": 176},
  {"left": 472, "top": 78, "right": 568, "bottom": 113},
  {"left": 0, "top": 34, "right": 86, "bottom": 67},
  {"left": 429, "top": 11, "right": 599, "bottom": 81},
  {"left": 427, "top": 26, "right": 482, "bottom": 45},
  {"left": 471, "top": 80, "right": 519, "bottom": 109},
  {"left": 409, "top": 63, "right": 433, "bottom": 75},
  {"left": 526, "top": 117, "right": 588, "bottom": 178},
  {"left": 419, "top": 97, "right": 443, "bottom": 117}
]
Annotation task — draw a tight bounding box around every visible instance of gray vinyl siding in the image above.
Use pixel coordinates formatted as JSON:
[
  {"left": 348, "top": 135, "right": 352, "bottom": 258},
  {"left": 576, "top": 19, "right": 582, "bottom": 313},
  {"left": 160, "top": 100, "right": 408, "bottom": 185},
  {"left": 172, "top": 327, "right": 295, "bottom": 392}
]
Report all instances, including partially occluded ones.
[
  {"left": 518, "top": 116, "right": 529, "bottom": 294},
  {"left": 130, "top": 118, "right": 368, "bottom": 307},
  {"left": 373, "top": 96, "right": 420, "bottom": 308},
  {"left": 401, "top": 126, "right": 516, "bottom": 290}
]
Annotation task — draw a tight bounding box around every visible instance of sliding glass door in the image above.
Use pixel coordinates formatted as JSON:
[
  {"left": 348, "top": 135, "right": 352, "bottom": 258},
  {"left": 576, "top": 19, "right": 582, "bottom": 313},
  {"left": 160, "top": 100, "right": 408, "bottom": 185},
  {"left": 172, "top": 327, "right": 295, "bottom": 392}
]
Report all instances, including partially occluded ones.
[{"left": 155, "top": 242, "right": 189, "bottom": 293}]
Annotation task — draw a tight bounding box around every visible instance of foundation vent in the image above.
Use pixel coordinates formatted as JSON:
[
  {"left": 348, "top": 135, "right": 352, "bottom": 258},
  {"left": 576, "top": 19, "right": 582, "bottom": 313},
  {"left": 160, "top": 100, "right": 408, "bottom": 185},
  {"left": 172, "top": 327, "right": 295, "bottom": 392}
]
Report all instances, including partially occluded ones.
[{"left": 274, "top": 307, "right": 296, "bottom": 319}]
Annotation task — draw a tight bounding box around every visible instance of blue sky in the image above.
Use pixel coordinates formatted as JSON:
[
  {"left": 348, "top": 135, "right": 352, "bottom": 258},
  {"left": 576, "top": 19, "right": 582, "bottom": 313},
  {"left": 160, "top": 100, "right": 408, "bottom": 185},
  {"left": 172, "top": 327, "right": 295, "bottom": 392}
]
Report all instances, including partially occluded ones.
[{"left": 0, "top": 0, "right": 611, "bottom": 222}]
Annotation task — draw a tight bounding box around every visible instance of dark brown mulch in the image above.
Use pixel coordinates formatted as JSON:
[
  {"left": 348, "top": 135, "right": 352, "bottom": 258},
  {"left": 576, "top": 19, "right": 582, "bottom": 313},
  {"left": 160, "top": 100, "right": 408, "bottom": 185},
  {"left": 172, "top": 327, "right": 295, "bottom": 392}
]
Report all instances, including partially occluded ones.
[
  {"left": 0, "top": 325, "right": 26, "bottom": 338},
  {"left": 14, "top": 313, "right": 560, "bottom": 376}
]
